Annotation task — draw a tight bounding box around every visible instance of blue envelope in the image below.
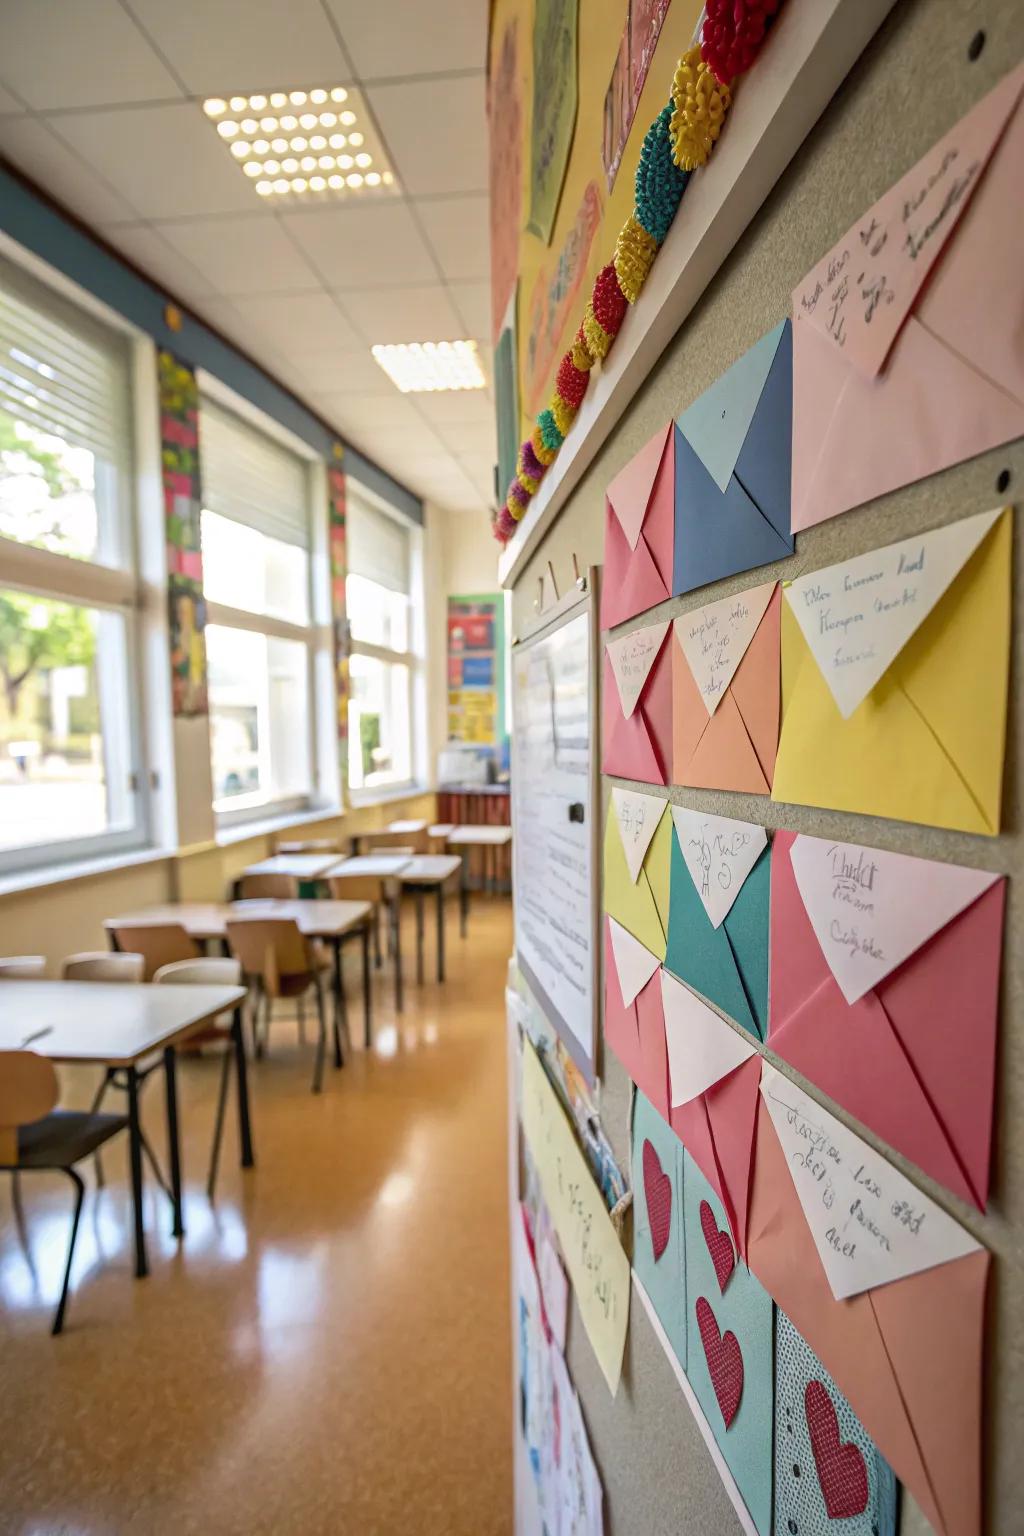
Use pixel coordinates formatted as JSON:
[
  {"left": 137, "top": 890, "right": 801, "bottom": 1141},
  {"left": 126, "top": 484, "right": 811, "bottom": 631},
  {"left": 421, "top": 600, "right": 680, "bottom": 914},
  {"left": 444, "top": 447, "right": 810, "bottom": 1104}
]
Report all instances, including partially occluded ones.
[
  {"left": 665, "top": 830, "right": 770, "bottom": 1041},
  {"left": 673, "top": 320, "right": 793, "bottom": 595},
  {"left": 632, "top": 1089, "right": 687, "bottom": 1372}
]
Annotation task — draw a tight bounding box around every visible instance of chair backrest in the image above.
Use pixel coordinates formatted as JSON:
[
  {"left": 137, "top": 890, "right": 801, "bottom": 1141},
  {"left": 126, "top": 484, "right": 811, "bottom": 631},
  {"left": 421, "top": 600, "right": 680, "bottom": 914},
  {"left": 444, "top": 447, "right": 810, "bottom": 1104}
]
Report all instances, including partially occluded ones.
[
  {"left": 109, "top": 924, "right": 201, "bottom": 982},
  {"left": 0, "top": 1051, "right": 58, "bottom": 1164},
  {"left": 153, "top": 957, "right": 242, "bottom": 986},
  {"left": 328, "top": 874, "right": 386, "bottom": 904},
  {"left": 0, "top": 956, "right": 46, "bottom": 979},
  {"left": 61, "top": 952, "right": 146, "bottom": 983},
  {"left": 366, "top": 829, "right": 427, "bottom": 854},
  {"left": 225, "top": 919, "right": 311, "bottom": 996},
  {"left": 240, "top": 873, "right": 299, "bottom": 900}
]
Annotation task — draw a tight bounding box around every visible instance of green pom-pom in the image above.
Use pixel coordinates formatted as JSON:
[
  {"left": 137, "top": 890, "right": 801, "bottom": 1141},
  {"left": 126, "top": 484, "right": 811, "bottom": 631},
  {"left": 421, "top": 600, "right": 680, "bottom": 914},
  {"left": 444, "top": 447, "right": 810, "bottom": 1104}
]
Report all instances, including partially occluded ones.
[
  {"left": 635, "top": 102, "right": 689, "bottom": 245},
  {"left": 537, "top": 409, "right": 564, "bottom": 453}
]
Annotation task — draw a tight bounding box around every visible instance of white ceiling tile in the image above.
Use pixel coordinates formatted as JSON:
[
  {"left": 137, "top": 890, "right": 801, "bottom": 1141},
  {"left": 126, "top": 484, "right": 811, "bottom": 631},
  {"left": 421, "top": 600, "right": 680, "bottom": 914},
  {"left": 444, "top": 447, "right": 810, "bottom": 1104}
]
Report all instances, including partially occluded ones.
[
  {"left": 0, "top": 116, "right": 140, "bottom": 225},
  {"left": 103, "top": 222, "right": 217, "bottom": 300},
  {"left": 433, "top": 420, "right": 498, "bottom": 465},
  {"left": 413, "top": 390, "right": 496, "bottom": 429},
  {"left": 338, "top": 284, "right": 463, "bottom": 345},
  {"left": 281, "top": 202, "right": 437, "bottom": 288},
  {"left": 189, "top": 295, "right": 290, "bottom": 370},
  {"left": 285, "top": 351, "right": 397, "bottom": 396},
  {"left": 229, "top": 292, "right": 362, "bottom": 354},
  {"left": 415, "top": 195, "right": 489, "bottom": 281},
  {"left": 323, "top": 393, "right": 431, "bottom": 437},
  {"left": 125, "top": 0, "right": 350, "bottom": 95},
  {"left": 324, "top": 1, "right": 486, "bottom": 78},
  {"left": 371, "top": 75, "right": 487, "bottom": 197},
  {"left": 0, "top": 83, "right": 27, "bottom": 115},
  {"left": 153, "top": 214, "right": 322, "bottom": 295},
  {"left": 49, "top": 103, "right": 258, "bottom": 218},
  {"left": 447, "top": 281, "right": 492, "bottom": 341},
  {"left": 0, "top": 0, "right": 182, "bottom": 110}
]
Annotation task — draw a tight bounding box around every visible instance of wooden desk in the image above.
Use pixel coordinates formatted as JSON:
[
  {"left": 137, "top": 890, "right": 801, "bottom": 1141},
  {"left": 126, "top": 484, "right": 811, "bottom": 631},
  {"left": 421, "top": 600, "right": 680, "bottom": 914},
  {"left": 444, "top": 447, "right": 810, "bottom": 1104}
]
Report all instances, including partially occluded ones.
[
  {"left": 237, "top": 853, "right": 345, "bottom": 894},
  {"left": 0, "top": 979, "right": 247, "bottom": 1280},
  {"left": 446, "top": 826, "right": 514, "bottom": 930},
  {"left": 328, "top": 854, "right": 413, "bottom": 878},
  {"left": 325, "top": 858, "right": 412, "bottom": 1011},
  {"left": 398, "top": 854, "right": 462, "bottom": 982},
  {"left": 387, "top": 818, "right": 428, "bottom": 835}
]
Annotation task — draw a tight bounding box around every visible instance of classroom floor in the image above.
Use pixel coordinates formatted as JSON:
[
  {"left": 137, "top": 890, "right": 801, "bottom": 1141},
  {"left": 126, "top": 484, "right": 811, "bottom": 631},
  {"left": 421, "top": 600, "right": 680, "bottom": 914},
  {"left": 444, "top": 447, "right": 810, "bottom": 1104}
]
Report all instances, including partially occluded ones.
[{"left": 0, "top": 896, "right": 514, "bottom": 1536}]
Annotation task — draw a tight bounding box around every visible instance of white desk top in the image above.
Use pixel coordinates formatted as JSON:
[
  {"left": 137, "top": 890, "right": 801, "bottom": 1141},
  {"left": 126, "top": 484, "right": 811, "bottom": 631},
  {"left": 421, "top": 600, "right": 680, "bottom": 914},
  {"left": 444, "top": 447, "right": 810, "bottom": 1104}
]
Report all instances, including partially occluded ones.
[
  {"left": 398, "top": 855, "right": 462, "bottom": 884},
  {"left": 428, "top": 823, "right": 456, "bottom": 838},
  {"left": 446, "top": 825, "right": 513, "bottom": 846},
  {"left": 328, "top": 855, "right": 413, "bottom": 878},
  {"left": 0, "top": 981, "right": 247, "bottom": 1066},
  {"left": 106, "top": 900, "right": 371, "bottom": 939},
  {"left": 387, "top": 819, "right": 428, "bottom": 834},
  {"left": 241, "top": 853, "right": 342, "bottom": 879}
]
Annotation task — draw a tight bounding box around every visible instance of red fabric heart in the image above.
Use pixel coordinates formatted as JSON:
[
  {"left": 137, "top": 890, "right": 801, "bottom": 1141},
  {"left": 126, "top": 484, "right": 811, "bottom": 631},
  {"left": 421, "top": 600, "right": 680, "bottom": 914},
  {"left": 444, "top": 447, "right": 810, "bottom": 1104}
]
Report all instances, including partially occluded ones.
[
  {"left": 699, "top": 1199, "right": 735, "bottom": 1292},
  {"left": 696, "top": 1295, "right": 743, "bottom": 1427},
  {"left": 805, "top": 1379, "right": 869, "bottom": 1518},
  {"left": 642, "top": 1139, "right": 673, "bottom": 1260}
]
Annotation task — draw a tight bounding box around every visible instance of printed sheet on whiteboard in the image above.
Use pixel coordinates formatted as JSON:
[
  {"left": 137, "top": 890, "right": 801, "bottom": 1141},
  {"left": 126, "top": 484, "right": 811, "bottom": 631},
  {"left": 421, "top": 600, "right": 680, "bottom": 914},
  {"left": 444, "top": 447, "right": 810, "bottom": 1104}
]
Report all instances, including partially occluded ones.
[{"left": 512, "top": 604, "right": 596, "bottom": 1075}]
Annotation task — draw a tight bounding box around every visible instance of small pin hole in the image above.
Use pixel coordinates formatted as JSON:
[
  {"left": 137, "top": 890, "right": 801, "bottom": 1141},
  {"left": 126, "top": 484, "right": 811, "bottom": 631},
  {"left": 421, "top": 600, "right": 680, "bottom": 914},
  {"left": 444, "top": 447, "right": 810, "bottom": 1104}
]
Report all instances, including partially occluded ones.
[
  {"left": 968, "top": 31, "right": 985, "bottom": 61},
  {"left": 996, "top": 468, "right": 1011, "bottom": 494}
]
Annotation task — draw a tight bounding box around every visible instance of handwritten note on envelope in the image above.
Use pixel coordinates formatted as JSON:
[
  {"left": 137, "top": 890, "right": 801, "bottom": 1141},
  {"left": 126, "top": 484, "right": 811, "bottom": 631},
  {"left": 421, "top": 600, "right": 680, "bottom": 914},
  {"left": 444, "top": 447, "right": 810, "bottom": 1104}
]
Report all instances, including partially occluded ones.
[
  {"left": 604, "top": 792, "right": 672, "bottom": 960},
  {"left": 603, "top": 621, "right": 673, "bottom": 785},
  {"left": 772, "top": 507, "right": 1011, "bottom": 834},
  {"left": 520, "top": 1038, "right": 631, "bottom": 1392},
  {"left": 759, "top": 1064, "right": 982, "bottom": 1301},
  {"left": 672, "top": 808, "right": 767, "bottom": 931}
]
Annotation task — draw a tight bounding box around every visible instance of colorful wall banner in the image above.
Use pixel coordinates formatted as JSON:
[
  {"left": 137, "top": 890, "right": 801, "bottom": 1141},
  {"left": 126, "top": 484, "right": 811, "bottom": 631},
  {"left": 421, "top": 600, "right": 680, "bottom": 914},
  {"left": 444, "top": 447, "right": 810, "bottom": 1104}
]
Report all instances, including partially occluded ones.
[
  {"left": 159, "top": 348, "right": 207, "bottom": 718},
  {"left": 447, "top": 593, "right": 505, "bottom": 748},
  {"left": 328, "top": 453, "right": 350, "bottom": 782},
  {"left": 489, "top": 17, "right": 524, "bottom": 343},
  {"left": 603, "top": 0, "right": 672, "bottom": 189},
  {"left": 527, "top": 0, "right": 580, "bottom": 243}
]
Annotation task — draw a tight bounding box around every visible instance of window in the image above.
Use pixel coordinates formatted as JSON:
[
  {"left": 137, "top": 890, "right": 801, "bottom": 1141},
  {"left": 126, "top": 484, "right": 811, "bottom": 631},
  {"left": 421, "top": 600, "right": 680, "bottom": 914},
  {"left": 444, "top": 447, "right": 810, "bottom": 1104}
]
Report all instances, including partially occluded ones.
[
  {"left": 200, "top": 397, "right": 316, "bottom": 818},
  {"left": 0, "top": 258, "right": 146, "bottom": 873},
  {"left": 345, "top": 489, "right": 415, "bottom": 792}
]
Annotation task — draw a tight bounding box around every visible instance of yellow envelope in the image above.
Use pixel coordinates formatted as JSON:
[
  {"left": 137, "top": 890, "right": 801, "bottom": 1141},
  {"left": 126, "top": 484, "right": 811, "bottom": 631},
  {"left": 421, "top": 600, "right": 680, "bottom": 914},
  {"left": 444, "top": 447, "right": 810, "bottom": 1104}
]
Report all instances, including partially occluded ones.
[
  {"left": 772, "top": 508, "right": 1011, "bottom": 835},
  {"left": 603, "top": 788, "right": 672, "bottom": 959}
]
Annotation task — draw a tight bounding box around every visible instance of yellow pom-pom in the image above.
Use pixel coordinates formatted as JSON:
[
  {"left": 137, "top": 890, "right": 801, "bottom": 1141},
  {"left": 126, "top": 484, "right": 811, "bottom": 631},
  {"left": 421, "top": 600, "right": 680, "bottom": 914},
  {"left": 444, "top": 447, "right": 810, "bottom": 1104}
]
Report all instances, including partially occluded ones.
[
  {"left": 614, "top": 213, "right": 659, "bottom": 305},
  {"left": 531, "top": 427, "right": 557, "bottom": 467},
  {"left": 517, "top": 469, "right": 540, "bottom": 496},
  {"left": 670, "top": 45, "right": 731, "bottom": 171},
  {"left": 582, "top": 303, "right": 612, "bottom": 361},
  {"left": 550, "top": 393, "right": 577, "bottom": 438},
  {"left": 570, "top": 337, "right": 594, "bottom": 372}
]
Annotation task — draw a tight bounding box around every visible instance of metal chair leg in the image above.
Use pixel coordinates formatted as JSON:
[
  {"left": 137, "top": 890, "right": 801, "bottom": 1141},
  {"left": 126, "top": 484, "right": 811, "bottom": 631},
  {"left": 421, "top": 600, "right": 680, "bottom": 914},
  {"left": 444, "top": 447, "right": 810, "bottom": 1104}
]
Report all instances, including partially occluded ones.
[
  {"left": 207, "top": 1045, "right": 233, "bottom": 1200},
  {"left": 53, "top": 1169, "right": 85, "bottom": 1336},
  {"left": 91, "top": 1069, "right": 111, "bottom": 1187},
  {"left": 138, "top": 1129, "right": 171, "bottom": 1199},
  {"left": 311, "top": 978, "right": 327, "bottom": 1094}
]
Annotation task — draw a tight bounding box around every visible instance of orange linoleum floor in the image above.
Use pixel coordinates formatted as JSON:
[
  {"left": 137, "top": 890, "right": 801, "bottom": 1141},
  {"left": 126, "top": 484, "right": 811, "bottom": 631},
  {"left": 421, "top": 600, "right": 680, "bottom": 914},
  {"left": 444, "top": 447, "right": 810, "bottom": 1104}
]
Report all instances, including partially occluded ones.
[{"left": 0, "top": 896, "right": 515, "bottom": 1536}]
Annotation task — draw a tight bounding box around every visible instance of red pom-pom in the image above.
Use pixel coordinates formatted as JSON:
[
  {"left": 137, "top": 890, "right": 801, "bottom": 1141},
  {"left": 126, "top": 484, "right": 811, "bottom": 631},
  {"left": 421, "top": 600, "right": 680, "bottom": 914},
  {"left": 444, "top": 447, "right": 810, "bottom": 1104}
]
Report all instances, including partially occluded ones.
[
  {"left": 495, "top": 506, "right": 517, "bottom": 542},
  {"left": 701, "top": 0, "right": 780, "bottom": 84},
  {"left": 592, "top": 264, "right": 628, "bottom": 337},
  {"left": 555, "top": 351, "right": 590, "bottom": 410}
]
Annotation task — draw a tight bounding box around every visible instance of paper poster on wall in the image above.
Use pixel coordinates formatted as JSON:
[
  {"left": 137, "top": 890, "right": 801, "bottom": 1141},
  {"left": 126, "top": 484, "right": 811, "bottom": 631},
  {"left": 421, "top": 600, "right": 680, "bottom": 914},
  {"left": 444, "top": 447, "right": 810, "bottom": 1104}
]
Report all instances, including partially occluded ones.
[
  {"left": 603, "top": 0, "right": 672, "bottom": 190},
  {"left": 489, "top": 18, "right": 524, "bottom": 343},
  {"left": 159, "top": 348, "right": 207, "bottom": 717},
  {"left": 528, "top": 0, "right": 579, "bottom": 242},
  {"left": 447, "top": 594, "right": 505, "bottom": 748}
]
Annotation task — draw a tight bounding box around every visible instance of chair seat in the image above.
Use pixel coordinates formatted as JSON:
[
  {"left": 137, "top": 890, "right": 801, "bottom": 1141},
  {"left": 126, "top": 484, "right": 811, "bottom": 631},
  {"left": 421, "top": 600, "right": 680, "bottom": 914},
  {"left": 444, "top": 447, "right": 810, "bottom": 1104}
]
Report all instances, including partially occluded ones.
[{"left": 15, "top": 1110, "right": 129, "bottom": 1169}]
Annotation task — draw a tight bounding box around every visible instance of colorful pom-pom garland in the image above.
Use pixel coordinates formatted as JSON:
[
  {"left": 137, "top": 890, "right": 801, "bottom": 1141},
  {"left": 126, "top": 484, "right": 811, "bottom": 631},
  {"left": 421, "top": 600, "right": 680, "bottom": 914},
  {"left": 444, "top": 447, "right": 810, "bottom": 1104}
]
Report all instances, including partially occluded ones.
[{"left": 495, "top": 7, "right": 783, "bottom": 543}]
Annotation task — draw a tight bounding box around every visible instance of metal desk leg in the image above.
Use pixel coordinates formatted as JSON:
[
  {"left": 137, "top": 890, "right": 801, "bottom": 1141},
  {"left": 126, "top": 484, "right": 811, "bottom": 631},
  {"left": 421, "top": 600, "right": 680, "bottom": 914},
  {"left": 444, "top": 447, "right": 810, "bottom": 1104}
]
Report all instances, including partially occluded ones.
[
  {"left": 361, "top": 918, "right": 373, "bottom": 1048},
  {"left": 126, "top": 1067, "right": 148, "bottom": 1279},
  {"left": 231, "top": 1006, "right": 255, "bottom": 1168},
  {"left": 331, "top": 938, "right": 344, "bottom": 1068},
  {"left": 436, "top": 883, "right": 446, "bottom": 982},
  {"left": 163, "top": 1047, "right": 184, "bottom": 1239},
  {"left": 459, "top": 852, "right": 469, "bottom": 938},
  {"left": 392, "top": 894, "right": 404, "bottom": 1013},
  {"left": 415, "top": 889, "right": 425, "bottom": 984}
]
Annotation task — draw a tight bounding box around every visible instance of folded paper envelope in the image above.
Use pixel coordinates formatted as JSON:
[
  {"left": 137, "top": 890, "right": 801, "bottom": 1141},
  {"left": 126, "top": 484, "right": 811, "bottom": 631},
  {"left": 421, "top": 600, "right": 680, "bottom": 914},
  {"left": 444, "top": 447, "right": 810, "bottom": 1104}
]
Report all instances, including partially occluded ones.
[
  {"left": 666, "top": 808, "right": 770, "bottom": 1041},
  {"left": 791, "top": 61, "right": 1024, "bottom": 531},
  {"left": 771, "top": 507, "right": 1011, "bottom": 834},
  {"left": 601, "top": 423, "right": 677, "bottom": 630},
  {"left": 603, "top": 620, "right": 673, "bottom": 785},
  {"left": 604, "top": 917, "right": 670, "bottom": 1116},
  {"left": 674, "top": 320, "right": 793, "bottom": 594},
  {"left": 673, "top": 581, "right": 781, "bottom": 794},
  {"left": 751, "top": 1067, "right": 988, "bottom": 1536},
  {"left": 768, "top": 831, "right": 1004, "bottom": 1209},
  {"left": 602, "top": 789, "right": 672, "bottom": 960}
]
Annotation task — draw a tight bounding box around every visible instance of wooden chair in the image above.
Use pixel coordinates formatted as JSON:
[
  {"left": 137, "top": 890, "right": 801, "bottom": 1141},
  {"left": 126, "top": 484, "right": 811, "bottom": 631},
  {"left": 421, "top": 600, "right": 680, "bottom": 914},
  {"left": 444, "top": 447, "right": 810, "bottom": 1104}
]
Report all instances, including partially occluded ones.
[
  {"left": 0, "top": 956, "right": 45, "bottom": 978},
  {"left": 366, "top": 829, "right": 428, "bottom": 854},
  {"left": 238, "top": 873, "right": 300, "bottom": 899},
  {"left": 225, "top": 918, "right": 337, "bottom": 1093},
  {"left": 328, "top": 871, "right": 405, "bottom": 1010},
  {"left": 108, "top": 923, "right": 200, "bottom": 982},
  {"left": 61, "top": 952, "right": 145, "bottom": 982},
  {"left": 153, "top": 957, "right": 242, "bottom": 1198},
  {"left": 0, "top": 1050, "right": 129, "bottom": 1334}
]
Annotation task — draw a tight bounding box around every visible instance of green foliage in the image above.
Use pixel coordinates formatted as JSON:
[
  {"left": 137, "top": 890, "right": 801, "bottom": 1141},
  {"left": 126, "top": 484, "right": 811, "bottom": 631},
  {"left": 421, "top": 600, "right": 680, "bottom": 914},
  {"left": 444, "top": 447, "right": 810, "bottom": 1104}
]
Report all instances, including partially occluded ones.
[
  {"left": 0, "top": 592, "right": 95, "bottom": 718},
  {"left": 360, "top": 711, "right": 381, "bottom": 779}
]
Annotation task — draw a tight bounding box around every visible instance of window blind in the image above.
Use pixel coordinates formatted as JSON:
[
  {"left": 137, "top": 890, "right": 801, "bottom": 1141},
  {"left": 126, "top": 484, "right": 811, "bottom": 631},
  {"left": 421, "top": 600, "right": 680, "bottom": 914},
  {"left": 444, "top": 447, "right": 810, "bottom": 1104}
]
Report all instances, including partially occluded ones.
[
  {"left": 0, "top": 260, "right": 129, "bottom": 464},
  {"left": 346, "top": 490, "right": 411, "bottom": 594},
  {"left": 200, "top": 398, "right": 310, "bottom": 549}
]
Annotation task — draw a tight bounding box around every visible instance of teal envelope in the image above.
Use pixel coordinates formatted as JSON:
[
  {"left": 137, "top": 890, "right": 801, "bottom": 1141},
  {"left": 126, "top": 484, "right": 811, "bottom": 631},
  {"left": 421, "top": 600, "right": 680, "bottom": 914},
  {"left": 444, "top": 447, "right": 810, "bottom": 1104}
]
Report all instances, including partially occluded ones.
[
  {"left": 665, "top": 833, "right": 770, "bottom": 1040},
  {"left": 683, "top": 1151, "right": 774, "bottom": 1536},
  {"left": 632, "top": 1089, "right": 687, "bottom": 1372},
  {"left": 775, "top": 1309, "right": 898, "bottom": 1536}
]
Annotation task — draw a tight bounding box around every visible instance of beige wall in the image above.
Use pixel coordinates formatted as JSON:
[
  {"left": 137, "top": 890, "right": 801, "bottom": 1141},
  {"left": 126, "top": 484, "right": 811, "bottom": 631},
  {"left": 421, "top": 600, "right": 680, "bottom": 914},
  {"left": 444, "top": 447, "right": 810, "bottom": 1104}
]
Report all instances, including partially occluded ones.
[{"left": 426, "top": 500, "right": 503, "bottom": 766}]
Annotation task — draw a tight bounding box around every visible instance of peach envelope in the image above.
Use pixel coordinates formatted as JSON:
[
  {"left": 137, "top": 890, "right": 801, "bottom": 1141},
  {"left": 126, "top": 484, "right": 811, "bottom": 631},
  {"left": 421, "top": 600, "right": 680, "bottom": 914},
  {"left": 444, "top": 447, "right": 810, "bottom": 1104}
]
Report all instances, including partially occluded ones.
[
  {"left": 748, "top": 1099, "right": 989, "bottom": 1536},
  {"left": 603, "top": 619, "right": 673, "bottom": 785},
  {"left": 769, "top": 832, "right": 1005, "bottom": 1210},
  {"left": 601, "top": 423, "right": 677, "bottom": 630},
  {"left": 791, "top": 60, "right": 1024, "bottom": 531},
  {"left": 672, "top": 581, "right": 780, "bottom": 794}
]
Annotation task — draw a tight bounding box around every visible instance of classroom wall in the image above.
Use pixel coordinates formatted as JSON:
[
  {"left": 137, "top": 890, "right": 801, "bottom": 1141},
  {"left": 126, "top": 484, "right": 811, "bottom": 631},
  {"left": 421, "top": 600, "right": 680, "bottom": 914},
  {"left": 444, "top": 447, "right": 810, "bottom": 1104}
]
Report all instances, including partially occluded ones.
[
  {"left": 507, "top": 1, "right": 1024, "bottom": 1531},
  {"left": 426, "top": 500, "right": 503, "bottom": 769}
]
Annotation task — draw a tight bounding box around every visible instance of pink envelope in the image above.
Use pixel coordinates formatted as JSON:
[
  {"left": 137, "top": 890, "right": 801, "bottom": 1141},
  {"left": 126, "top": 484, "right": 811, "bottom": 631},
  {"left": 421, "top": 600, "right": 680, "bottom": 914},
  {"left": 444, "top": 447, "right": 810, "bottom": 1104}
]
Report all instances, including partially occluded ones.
[
  {"left": 601, "top": 424, "right": 676, "bottom": 630},
  {"left": 603, "top": 621, "right": 673, "bottom": 785},
  {"left": 604, "top": 918, "right": 668, "bottom": 1113},
  {"left": 769, "top": 831, "right": 1005, "bottom": 1209},
  {"left": 791, "top": 61, "right": 1024, "bottom": 531}
]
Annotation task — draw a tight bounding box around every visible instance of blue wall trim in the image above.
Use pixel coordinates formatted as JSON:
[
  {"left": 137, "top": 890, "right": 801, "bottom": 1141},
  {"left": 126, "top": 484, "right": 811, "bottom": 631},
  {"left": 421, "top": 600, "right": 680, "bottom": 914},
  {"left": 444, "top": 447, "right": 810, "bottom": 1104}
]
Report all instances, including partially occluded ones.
[{"left": 0, "top": 162, "right": 424, "bottom": 526}]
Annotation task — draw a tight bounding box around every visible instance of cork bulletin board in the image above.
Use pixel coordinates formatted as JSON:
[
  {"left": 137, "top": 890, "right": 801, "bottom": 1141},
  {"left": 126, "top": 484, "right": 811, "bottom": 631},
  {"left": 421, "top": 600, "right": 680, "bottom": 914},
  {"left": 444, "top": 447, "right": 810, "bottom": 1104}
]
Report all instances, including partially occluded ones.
[{"left": 507, "top": 2, "right": 1024, "bottom": 1532}]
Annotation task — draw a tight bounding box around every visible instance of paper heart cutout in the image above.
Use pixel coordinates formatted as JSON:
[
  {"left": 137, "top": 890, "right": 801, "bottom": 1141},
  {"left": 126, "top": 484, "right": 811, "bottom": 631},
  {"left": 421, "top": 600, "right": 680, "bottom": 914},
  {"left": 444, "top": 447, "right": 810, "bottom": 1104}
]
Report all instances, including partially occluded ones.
[
  {"left": 804, "top": 1379, "right": 869, "bottom": 1519},
  {"left": 696, "top": 1295, "right": 743, "bottom": 1428},
  {"left": 642, "top": 1139, "right": 673, "bottom": 1261},
  {"left": 699, "top": 1199, "right": 735, "bottom": 1292}
]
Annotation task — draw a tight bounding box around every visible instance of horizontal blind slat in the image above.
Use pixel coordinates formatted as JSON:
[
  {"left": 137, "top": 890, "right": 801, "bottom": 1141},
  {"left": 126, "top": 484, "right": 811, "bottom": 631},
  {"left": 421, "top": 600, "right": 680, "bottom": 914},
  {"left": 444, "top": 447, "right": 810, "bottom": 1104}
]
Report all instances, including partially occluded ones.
[
  {"left": 346, "top": 489, "right": 410, "bottom": 594},
  {"left": 199, "top": 399, "right": 309, "bottom": 549}
]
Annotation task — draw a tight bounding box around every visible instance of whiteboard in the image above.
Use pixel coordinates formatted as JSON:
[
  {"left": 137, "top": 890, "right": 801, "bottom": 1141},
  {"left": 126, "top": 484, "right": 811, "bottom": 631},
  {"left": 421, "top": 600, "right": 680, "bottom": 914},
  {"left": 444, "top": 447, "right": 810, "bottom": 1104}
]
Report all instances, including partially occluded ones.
[{"left": 511, "top": 583, "right": 597, "bottom": 1077}]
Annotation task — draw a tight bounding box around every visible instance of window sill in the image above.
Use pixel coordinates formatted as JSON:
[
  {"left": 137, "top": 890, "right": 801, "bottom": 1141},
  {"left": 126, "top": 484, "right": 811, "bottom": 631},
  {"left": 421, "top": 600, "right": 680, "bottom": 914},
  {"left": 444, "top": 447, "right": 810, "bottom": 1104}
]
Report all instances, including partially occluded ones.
[
  {"left": 345, "top": 783, "right": 428, "bottom": 810},
  {"left": 214, "top": 803, "right": 343, "bottom": 848},
  {"left": 0, "top": 845, "right": 171, "bottom": 902}
]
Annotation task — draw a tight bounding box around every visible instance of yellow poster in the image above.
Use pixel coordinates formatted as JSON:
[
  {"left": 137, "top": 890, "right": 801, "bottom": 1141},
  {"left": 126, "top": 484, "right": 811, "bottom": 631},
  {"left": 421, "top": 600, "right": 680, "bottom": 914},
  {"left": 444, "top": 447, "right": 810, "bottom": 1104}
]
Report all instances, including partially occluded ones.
[{"left": 520, "top": 1037, "right": 630, "bottom": 1392}]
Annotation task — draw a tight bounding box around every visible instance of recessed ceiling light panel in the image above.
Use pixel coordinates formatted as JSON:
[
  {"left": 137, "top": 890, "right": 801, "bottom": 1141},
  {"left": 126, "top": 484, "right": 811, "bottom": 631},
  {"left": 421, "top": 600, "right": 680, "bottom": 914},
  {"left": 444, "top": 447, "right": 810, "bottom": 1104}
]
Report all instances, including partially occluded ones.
[
  {"left": 371, "top": 342, "right": 487, "bottom": 394},
  {"left": 202, "top": 84, "right": 396, "bottom": 201}
]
